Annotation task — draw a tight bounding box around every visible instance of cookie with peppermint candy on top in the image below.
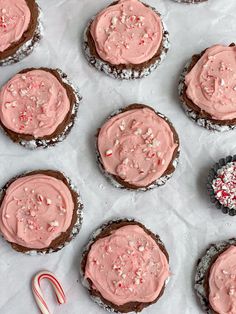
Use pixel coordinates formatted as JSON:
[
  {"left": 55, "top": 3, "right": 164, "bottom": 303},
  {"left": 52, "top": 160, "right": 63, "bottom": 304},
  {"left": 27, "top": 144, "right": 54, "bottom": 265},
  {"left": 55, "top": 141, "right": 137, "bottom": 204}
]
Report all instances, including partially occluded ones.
[
  {"left": 83, "top": 0, "right": 169, "bottom": 80},
  {"left": 0, "top": 169, "right": 83, "bottom": 255},
  {"left": 207, "top": 155, "right": 236, "bottom": 216},
  {"left": 179, "top": 44, "right": 236, "bottom": 132},
  {"left": 0, "top": 0, "right": 42, "bottom": 66},
  {"left": 0, "top": 67, "right": 81, "bottom": 149},
  {"left": 195, "top": 239, "right": 236, "bottom": 314},
  {"left": 96, "top": 104, "right": 180, "bottom": 191},
  {"left": 81, "top": 219, "right": 170, "bottom": 313}
]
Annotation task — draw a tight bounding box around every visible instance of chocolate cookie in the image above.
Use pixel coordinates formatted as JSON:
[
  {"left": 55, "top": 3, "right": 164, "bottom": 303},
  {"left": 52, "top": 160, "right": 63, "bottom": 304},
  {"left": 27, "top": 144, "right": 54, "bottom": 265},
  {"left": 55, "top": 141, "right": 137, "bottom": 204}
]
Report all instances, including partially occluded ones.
[
  {"left": 83, "top": 0, "right": 169, "bottom": 80},
  {"left": 96, "top": 104, "right": 180, "bottom": 191},
  {"left": 0, "top": 0, "right": 42, "bottom": 66},
  {"left": 195, "top": 239, "right": 236, "bottom": 314},
  {"left": 179, "top": 44, "right": 236, "bottom": 131},
  {"left": 0, "top": 170, "right": 83, "bottom": 255},
  {"left": 207, "top": 155, "right": 236, "bottom": 216},
  {"left": 81, "top": 219, "right": 170, "bottom": 313},
  {"left": 0, "top": 68, "right": 81, "bottom": 149}
]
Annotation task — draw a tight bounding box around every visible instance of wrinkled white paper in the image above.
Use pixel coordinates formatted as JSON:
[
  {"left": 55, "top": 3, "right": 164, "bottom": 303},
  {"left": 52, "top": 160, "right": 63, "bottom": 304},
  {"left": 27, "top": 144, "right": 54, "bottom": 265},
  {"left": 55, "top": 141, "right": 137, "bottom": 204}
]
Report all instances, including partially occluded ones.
[{"left": 0, "top": 0, "right": 236, "bottom": 313}]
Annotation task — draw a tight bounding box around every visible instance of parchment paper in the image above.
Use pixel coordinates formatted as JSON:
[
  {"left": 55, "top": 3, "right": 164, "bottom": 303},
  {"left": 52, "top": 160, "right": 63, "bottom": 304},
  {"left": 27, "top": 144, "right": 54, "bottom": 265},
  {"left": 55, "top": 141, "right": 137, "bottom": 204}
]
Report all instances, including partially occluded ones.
[{"left": 0, "top": 0, "right": 236, "bottom": 313}]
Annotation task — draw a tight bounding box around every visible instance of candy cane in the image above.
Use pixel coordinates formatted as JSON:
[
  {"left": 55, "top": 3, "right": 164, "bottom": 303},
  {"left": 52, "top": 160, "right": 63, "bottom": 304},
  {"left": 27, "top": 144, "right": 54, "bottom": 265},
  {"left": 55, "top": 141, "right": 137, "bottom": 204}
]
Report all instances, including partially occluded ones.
[{"left": 32, "top": 271, "right": 66, "bottom": 314}]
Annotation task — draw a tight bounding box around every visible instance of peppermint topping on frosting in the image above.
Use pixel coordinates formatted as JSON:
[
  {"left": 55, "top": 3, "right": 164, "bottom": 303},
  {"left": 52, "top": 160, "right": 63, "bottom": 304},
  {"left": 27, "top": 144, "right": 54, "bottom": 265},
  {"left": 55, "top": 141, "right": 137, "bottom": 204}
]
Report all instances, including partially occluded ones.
[
  {"left": 97, "top": 107, "right": 178, "bottom": 187},
  {"left": 90, "top": 0, "right": 163, "bottom": 65},
  {"left": 85, "top": 224, "right": 169, "bottom": 306},
  {"left": 212, "top": 162, "right": 236, "bottom": 210},
  {"left": 0, "top": 174, "right": 74, "bottom": 249},
  {"left": 185, "top": 45, "right": 236, "bottom": 121},
  {"left": 0, "top": 0, "right": 31, "bottom": 52},
  {"left": 209, "top": 246, "right": 236, "bottom": 314},
  {"left": 0, "top": 70, "right": 71, "bottom": 138}
]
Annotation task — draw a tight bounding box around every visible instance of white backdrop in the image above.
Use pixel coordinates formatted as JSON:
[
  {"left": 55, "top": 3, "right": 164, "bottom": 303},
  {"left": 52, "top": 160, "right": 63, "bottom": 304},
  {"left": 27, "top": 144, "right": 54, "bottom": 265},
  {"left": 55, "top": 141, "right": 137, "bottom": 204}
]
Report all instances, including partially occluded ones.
[{"left": 0, "top": 0, "right": 236, "bottom": 313}]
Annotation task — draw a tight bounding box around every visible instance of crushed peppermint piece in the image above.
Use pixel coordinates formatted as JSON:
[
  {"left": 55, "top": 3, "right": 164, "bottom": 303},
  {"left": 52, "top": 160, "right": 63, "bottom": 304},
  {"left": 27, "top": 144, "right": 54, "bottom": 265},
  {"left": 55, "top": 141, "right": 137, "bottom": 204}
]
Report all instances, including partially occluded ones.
[
  {"left": 138, "top": 245, "right": 145, "bottom": 252},
  {"left": 229, "top": 287, "right": 235, "bottom": 296},
  {"left": 46, "top": 198, "right": 52, "bottom": 205},
  {"left": 105, "top": 149, "right": 113, "bottom": 157},
  {"left": 59, "top": 206, "right": 66, "bottom": 213},
  {"left": 50, "top": 220, "right": 59, "bottom": 227},
  {"left": 119, "top": 120, "right": 126, "bottom": 131},
  {"left": 222, "top": 270, "right": 229, "bottom": 275},
  {"left": 30, "top": 210, "right": 36, "bottom": 217},
  {"left": 123, "top": 158, "right": 129, "bottom": 165},
  {"left": 134, "top": 128, "right": 142, "bottom": 135},
  {"left": 37, "top": 194, "right": 43, "bottom": 202}
]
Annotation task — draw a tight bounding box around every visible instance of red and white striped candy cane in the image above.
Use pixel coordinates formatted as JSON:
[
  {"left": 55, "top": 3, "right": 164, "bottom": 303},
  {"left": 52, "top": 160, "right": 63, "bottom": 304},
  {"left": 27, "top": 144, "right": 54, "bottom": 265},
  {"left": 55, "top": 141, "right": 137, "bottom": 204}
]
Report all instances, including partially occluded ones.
[{"left": 32, "top": 271, "right": 66, "bottom": 314}]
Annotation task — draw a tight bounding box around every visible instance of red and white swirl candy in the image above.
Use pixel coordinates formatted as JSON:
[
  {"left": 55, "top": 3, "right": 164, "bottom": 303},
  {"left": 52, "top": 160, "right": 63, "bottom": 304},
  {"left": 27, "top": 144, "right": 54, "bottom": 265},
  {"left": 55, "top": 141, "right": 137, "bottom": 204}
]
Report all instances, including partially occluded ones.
[{"left": 32, "top": 271, "right": 66, "bottom": 314}]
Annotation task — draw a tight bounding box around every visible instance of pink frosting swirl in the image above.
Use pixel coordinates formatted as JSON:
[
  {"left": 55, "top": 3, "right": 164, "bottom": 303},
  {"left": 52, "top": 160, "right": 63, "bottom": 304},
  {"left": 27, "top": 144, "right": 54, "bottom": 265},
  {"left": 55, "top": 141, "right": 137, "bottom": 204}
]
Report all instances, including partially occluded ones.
[
  {"left": 97, "top": 107, "right": 178, "bottom": 187},
  {"left": 185, "top": 45, "right": 236, "bottom": 121},
  {"left": 209, "top": 246, "right": 236, "bottom": 314},
  {"left": 85, "top": 224, "right": 169, "bottom": 306},
  {"left": 90, "top": 0, "right": 163, "bottom": 65},
  {"left": 0, "top": 174, "right": 74, "bottom": 249},
  {"left": 0, "top": 0, "right": 31, "bottom": 52},
  {"left": 0, "top": 69, "right": 71, "bottom": 138}
]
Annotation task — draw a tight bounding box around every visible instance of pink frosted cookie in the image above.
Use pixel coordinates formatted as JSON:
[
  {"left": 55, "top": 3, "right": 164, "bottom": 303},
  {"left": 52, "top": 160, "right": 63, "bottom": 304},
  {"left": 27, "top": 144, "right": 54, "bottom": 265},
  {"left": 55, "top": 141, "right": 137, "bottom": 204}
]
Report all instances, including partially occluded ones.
[
  {"left": 0, "top": 0, "right": 42, "bottom": 66},
  {"left": 0, "top": 170, "right": 83, "bottom": 254},
  {"left": 83, "top": 0, "right": 169, "bottom": 80},
  {"left": 0, "top": 68, "right": 81, "bottom": 149},
  {"left": 96, "top": 104, "right": 180, "bottom": 190},
  {"left": 179, "top": 44, "right": 236, "bottom": 131},
  {"left": 195, "top": 239, "right": 236, "bottom": 314},
  {"left": 81, "top": 219, "right": 170, "bottom": 313}
]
